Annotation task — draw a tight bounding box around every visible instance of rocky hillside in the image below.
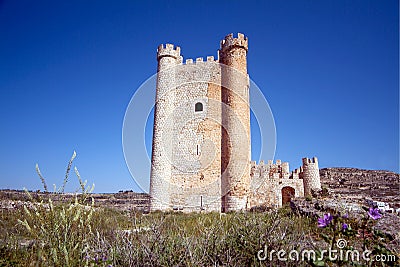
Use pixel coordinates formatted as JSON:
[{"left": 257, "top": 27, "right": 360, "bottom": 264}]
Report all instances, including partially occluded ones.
[{"left": 320, "top": 167, "right": 400, "bottom": 208}]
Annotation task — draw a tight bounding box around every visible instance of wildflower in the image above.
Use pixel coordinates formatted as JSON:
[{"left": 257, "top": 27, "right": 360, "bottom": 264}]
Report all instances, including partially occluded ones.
[
  {"left": 342, "top": 213, "right": 349, "bottom": 219},
  {"left": 367, "top": 208, "right": 382, "bottom": 220},
  {"left": 318, "top": 213, "right": 333, "bottom": 228},
  {"left": 342, "top": 223, "right": 348, "bottom": 231}
]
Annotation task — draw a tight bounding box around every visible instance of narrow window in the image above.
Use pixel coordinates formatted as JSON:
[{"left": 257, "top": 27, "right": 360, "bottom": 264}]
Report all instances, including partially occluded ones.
[
  {"left": 196, "top": 145, "right": 199, "bottom": 155},
  {"left": 195, "top": 102, "right": 203, "bottom": 112}
]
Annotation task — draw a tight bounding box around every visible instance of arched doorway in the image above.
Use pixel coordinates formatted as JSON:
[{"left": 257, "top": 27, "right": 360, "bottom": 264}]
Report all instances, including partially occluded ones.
[{"left": 281, "top": 186, "right": 295, "bottom": 205}]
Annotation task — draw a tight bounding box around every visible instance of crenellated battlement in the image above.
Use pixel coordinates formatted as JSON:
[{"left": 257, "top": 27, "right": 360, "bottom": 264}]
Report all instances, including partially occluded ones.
[
  {"left": 250, "top": 159, "right": 293, "bottom": 179},
  {"left": 251, "top": 159, "right": 278, "bottom": 166},
  {"left": 302, "top": 157, "right": 318, "bottom": 165},
  {"left": 250, "top": 157, "right": 321, "bottom": 183},
  {"left": 157, "top": 43, "right": 181, "bottom": 60},
  {"left": 184, "top": 56, "right": 216, "bottom": 65},
  {"left": 292, "top": 167, "right": 303, "bottom": 174},
  {"left": 251, "top": 159, "right": 285, "bottom": 167},
  {"left": 220, "top": 33, "right": 248, "bottom": 52}
]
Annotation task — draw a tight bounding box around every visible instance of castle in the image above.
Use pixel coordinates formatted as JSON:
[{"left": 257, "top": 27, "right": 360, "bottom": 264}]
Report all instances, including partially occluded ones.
[{"left": 149, "top": 33, "right": 321, "bottom": 212}]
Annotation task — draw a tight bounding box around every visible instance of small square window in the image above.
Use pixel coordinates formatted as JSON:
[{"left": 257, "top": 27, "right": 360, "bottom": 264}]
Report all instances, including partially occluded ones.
[{"left": 195, "top": 102, "right": 203, "bottom": 112}]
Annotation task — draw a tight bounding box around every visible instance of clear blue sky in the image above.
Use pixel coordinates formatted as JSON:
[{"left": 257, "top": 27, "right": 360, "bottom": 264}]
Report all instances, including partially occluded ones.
[{"left": 0, "top": 0, "right": 398, "bottom": 193}]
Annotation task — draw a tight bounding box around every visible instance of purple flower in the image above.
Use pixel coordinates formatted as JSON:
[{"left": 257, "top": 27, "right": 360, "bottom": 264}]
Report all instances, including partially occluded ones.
[
  {"left": 318, "top": 213, "right": 333, "bottom": 228},
  {"left": 342, "top": 223, "right": 348, "bottom": 231},
  {"left": 342, "top": 213, "right": 349, "bottom": 219},
  {"left": 368, "top": 208, "right": 382, "bottom": 220}
]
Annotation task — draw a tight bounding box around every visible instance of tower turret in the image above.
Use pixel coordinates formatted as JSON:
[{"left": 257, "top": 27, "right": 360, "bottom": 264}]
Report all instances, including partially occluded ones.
[
  {"left": 302, "top": 157, "right": 322, "bottom": 197},
  {"left": 150, "top": 44, "right": 181, "bottom": 211},
  {"left": 219, "top": 33, "right": 248, "bottom": 72},
  {"left": 219, "top": 33, "right": 251, "bottom": 211},
  {"left": 156, "top": 44, "right": 182, "bottom": 66}
]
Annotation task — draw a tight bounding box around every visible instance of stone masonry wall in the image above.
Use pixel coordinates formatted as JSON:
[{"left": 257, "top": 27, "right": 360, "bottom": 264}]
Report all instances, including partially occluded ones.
[
  {"left": 169, "top": 61, "right": 222, "bottom": 212},
  {"left": 249, "top": 160, "right": 305, "bottom": 208}
]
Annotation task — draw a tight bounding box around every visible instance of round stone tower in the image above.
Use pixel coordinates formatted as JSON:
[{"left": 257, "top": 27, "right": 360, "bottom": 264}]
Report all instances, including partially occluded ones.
[
  {"left": 219, "top": 33, "right": 251, "bottom": 211},
  {"left": 302, "top": 157, "right": 322, "bottom": 197},
  {"left": 149, "top": 44, "right": 181, "bottom": 211}
]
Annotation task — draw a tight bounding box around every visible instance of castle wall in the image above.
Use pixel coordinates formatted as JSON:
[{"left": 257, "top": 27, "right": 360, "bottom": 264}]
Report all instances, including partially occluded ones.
[
  {"left": 249, "top": 160, "right": 305, "bottom": 208},
  {"left": 169, "top": 61, "right": 222, "bottom": 212}
]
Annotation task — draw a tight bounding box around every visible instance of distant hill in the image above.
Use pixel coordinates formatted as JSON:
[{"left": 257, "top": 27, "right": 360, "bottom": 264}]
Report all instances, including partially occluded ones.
[
  {"left": 320, "top": 167, "right": 400, "bottom": 208},
  {"left": 0, "top": 190, "right": 150, "bottom": 212}
]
